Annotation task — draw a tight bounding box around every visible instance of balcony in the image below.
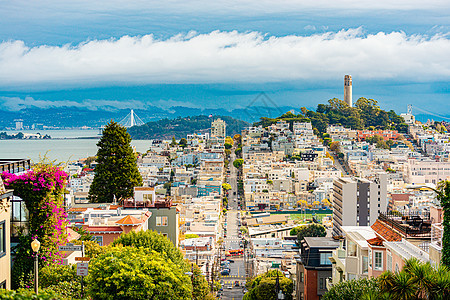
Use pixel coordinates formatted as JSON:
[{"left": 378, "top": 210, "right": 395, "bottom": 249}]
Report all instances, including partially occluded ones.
[
  {"left": 379, "top": 211, "right": 431, "bottom": 238},
  {"left": 431, "top": 223, "right": 443, "bottom": 250}
]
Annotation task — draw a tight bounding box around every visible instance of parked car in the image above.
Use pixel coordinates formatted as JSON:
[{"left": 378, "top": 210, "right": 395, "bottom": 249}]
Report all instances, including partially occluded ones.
[
  {"left": 221, "top": 269, "right": 230, "bottom": 276},
  {"left": 234, "top": 281, "right": 240, "bottom": 287}
]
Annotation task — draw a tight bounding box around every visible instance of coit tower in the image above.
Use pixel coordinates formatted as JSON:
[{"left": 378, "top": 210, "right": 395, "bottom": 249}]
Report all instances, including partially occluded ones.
[{"left": 344, "top": 75, "right": 352, "bottom": 107}]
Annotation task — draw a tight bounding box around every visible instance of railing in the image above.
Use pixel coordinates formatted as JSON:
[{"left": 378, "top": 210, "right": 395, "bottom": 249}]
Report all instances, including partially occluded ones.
[
  {"left": 431, "top": 223, "right": 443, "bottom": 249},
  {"left": 379, "top": 212, "right": 431, "bottom": 238}
]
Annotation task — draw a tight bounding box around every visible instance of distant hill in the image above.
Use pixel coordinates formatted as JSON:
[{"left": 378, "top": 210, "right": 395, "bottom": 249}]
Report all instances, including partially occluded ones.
[
  {"left": 254, "top": 97, "right": 409, "bottom": 135},
  {"left": 127, "top": 115, "right": 250, "bottom": 140}
]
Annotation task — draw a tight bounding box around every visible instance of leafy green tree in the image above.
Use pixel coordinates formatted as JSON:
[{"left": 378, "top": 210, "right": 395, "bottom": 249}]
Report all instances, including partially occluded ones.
[
  {"left": 179, "top": 138, "right": 188, "bottom": 148},
  {"left": 112, "top": 230, "right": 188, "bottom": 270},
  {"left": 39, "top": 264, "right": 82, "bottom": 299},
  {"left": 235, "top": 147, "right": 242, "bottom": 156},
  {"left": 243, "top": 270, "right": 293, "bottom": 300},
  {"left": 233, "top": 159, "right": 244, "bottom": 169},
  {"left": 224, "top": 143, "right": 232, "bottom": 149},
  {"left": 87, "top": 246, "right": 192, "bottom": 300},
  {"left": 222, "top": 183, "right": 232, "bottom": 191},
  {"left": 293, "top": 224, "right": 326, "bottom": 242},
  {"left": 170, "top": 136, "right": 177, "bottom": 146},
  {"left": 185, "top": 234, "right": 200, "bottom": 239},
  {"left": 89, "top": 121, "right": 142, "bottom": 203}
]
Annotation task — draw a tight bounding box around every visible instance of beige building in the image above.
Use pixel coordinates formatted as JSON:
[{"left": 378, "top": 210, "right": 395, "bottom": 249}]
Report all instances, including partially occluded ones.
[
  {"left": 0, "top": 177, "right": 12, "bottom": 289},
  {"left": 211, "top": 118, "right": 226, "bottom": 138}
]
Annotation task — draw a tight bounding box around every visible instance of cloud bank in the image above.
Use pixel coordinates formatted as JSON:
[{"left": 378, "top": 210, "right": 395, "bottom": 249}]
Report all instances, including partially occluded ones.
[{"left": 0, "top": 29, "right": 449, "bottom": 88}]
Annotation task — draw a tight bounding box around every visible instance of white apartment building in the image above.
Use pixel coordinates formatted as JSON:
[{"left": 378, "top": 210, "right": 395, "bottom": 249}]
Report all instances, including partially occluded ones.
[
  {"left": 211, "top": 118, "right": 226, "bottom": 138},
  {"left": 407, "top": 159, "right": 450, "bottom": 184},
  {"left": 332, "top": 173, "right": 387, "bottom": 236}
]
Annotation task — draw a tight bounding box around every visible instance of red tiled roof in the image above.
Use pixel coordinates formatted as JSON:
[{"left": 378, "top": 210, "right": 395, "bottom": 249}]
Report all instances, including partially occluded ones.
[
  {"left": 371, "top": 220, "right": 402, "bottom": 242},
  {"left": 115, "top": 215, "right": 142, "bottom": 225},
  {"left": 68, "top": 207, "right": 88, "bottom": 212},
  {"left": 367, "top": 236, "right": 384, "bottom": 246}
]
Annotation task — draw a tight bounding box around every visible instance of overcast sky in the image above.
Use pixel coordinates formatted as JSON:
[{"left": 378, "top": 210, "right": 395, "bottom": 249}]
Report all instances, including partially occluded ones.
[{"left": 0, "top": 0, "right": 449, "bottom": 115}]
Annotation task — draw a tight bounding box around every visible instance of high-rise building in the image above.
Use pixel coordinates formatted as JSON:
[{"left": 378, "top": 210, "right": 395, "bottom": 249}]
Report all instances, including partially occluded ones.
[
  {"left": 14, "top": 119, "right": 23, "bottom": 131},
  {"left": 211, "top": 118, "right": 226, "bottom": 138},
  {"left": 332, "top": 172, "right": 387, "bottom": 236},
  {"left": 344, "top": 75, "right": 352, "bottom": 107}
]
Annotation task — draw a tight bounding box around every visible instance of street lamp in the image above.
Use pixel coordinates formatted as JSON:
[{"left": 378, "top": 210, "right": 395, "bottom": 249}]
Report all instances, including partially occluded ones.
[{"left": 31, "top": 239, "right": 40, "bottom": 294}]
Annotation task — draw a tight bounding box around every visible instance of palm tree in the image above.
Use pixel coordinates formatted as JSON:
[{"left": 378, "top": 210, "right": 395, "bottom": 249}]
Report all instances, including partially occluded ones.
[
  {"left": 389, "top": 271, "right": 416, "bottom": 300},
  {"left": 378, "top": 271, "right": 395, "bottom": 294},
  {"left": 403, "top": 258, "right": 434, "bottom": 298}
]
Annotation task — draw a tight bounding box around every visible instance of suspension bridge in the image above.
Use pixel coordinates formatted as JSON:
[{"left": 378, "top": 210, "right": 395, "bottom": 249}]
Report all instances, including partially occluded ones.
[
  {"left": 118, "top": 109, "right": 145, "bottom": 127},
  {"left": 408, "top": 104, "right": 450, "bottom": 121}
]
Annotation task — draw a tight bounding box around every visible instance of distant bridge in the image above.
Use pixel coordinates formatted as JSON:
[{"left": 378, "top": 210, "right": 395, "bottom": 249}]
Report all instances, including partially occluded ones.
[{"left": 118, "top": 109, "right": 145, "bottom": 127}]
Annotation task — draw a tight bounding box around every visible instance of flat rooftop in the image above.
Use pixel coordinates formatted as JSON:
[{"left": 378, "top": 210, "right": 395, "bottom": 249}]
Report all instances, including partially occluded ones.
[{"left": 304, "top": 237, "right": 340, "bottom": 248}]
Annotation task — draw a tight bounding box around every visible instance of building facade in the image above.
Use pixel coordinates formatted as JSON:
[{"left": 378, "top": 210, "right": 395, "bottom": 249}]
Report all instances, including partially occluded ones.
[{"left": 332, "top": 173, "right": 387, "bottom": 236}]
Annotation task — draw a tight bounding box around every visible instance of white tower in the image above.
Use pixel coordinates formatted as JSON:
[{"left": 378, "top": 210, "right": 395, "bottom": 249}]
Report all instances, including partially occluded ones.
[{"left": 344, "top": 75, "right": 352, "bottom": 107}]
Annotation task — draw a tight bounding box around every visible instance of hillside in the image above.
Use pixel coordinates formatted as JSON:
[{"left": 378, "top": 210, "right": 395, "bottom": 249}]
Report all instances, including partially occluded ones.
[
  {"left": 127, "top": 115, "right": 250, "bottom": 139},
  {"left": 254, "top": 97, "right": 409, "bottom": 135}
]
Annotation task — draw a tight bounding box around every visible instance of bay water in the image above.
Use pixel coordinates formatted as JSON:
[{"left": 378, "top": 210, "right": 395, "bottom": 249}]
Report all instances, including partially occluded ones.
[{"left": 0, "top": 129, "right": 151, "bottom": 163}]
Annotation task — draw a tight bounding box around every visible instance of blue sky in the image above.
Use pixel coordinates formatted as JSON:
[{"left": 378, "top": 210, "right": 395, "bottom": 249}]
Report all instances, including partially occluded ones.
[{"left": 0, "top": 0, "right": 449, "bottom": 117}]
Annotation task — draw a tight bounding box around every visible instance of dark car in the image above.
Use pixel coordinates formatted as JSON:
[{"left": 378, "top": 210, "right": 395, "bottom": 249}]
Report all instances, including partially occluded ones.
[
  {"left": 234, "top": 281, "right": 240, "bottom": 287},
  {"left": 221, "top": 269, "right": 230, "bottom": 276}
]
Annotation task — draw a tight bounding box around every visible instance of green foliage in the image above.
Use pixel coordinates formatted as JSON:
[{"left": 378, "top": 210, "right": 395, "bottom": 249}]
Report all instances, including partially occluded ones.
[
  {"left": 243, "top": 270, "right": 293, "bottom": 300},
  {"left": 89, "top": 120, "right": 143, "bottom": 203},
  {"left": 86, "top": 246, "right": 192, "bottom": 300},
  {"left": 326, "top": 258, "right": 450, "bottom": 300},
  {"left": 128, "top": 115, "right": 249, "bottom": 139},
  {"left": 293, "top": 224, "right": 326, "bottom": 242},
  {"left": 233, "top": 159, "right": 244, "bottom": 169},
  {"left": 222, "top": 183, "right": 232, "bottom": 191},
  {"left": 323, "top": 277, "right": 380, "bottom": 300},
  {"left": 235, "top": 147, "right": 242, "bottom": 156},
  {"left": 2, "top": 162, "right": 69, "bottom": 288},
  {"left": 179, "top": 138, "right": 188, "bottom": 147},
  {"left": 185, "top": 234, "right": 200, "bottom": 239},
  {"left": 224, "top": 143, "right": 232, "bottom": 149},
  {"left": 0, "top": 288, "right": 59, "bottom": 300},
  {"left": 39, "top": 264, "right": 83, "bottom": 300},
  {"left": 254, "top": 98, "right": 407, "bottom": 136},
  {"left": 437, "top": 181, "right": 450, "bottom": 267},
  {"left": 192, "top": 264, "right": 212, "bottom": 300},
  {"left": 112, "top": 230, "right": 189, "bottom": 271},
  {"left": 73, "top": 240, "right": 106, "bottom": 259}
]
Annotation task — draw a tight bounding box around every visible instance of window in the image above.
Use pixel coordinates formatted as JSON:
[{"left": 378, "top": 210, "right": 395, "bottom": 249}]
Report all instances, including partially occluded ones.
[
  {"left": 156, "top": 216, "right": 168, "bottom": 226},
  {"left": 319, "top": 277, "right": 324, "bottom": 289},
  {"left": 300, "top": 272, "right": 304, "bottom": 282},
  {"left": 387, "top": 252, "right": 392, "bottom": 272},
  {"left": 92, "top": 236, "right": 103, "bottom": 246},
  {"left": 320, "top": 252, "right": 331, "bottom": 265},
  {"left": 362, "top": 256, "right": 369, "bottom": 274},
  {"left": 348, "top": 240, "right": 357, "bottom": 256},
  {"left": 374, "top": 251, "right": 383, "bottom": 270},
  {"left": 0, "top": 221, "right": 5, "bottom": 258}
]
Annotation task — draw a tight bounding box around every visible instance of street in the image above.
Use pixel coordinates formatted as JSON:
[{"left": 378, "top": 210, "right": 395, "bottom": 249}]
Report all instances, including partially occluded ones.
[{"left": 219, "top": 150, "right": 246, "bottom": 300}]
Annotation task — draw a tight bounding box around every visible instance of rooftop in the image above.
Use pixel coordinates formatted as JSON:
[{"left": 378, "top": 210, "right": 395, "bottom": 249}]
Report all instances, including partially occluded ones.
[{"left": 304, "top": 237, "right": 340, "bottom": 249}]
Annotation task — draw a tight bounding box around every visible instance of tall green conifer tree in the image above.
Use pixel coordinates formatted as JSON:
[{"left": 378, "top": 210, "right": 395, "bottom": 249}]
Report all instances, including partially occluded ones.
[{"left": 89, "top": 121, "right": 142, "bottom": 203}]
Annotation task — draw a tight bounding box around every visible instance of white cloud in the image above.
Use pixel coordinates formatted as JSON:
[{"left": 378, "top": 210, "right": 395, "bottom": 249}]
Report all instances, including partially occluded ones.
[{"left": 0, "top": 28, "right": 449, "bottom": 88}]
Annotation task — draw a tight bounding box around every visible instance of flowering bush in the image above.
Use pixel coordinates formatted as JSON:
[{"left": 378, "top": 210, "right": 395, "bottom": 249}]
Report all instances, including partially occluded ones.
[{"left": 1, "top": 163, "right": 69, "bottom": 288}]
